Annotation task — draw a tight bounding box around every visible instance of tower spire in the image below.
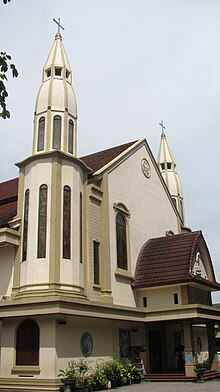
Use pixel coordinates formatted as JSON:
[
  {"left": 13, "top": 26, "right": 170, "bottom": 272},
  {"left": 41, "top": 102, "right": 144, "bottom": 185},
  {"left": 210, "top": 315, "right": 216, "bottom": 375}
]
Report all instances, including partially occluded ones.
[
  {"left": 32, "top": 31, "right": 77, "bottom": 156},
  {"left": 157, "top": 123, "right": 185, "bottom": 225}
]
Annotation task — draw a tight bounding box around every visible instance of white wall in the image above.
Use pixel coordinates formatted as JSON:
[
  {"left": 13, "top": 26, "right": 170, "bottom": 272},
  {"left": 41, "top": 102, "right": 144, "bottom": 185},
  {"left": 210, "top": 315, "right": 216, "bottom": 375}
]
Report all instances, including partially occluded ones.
[{"left": 107, "top": 144, "right": 179, "bottom": 306}]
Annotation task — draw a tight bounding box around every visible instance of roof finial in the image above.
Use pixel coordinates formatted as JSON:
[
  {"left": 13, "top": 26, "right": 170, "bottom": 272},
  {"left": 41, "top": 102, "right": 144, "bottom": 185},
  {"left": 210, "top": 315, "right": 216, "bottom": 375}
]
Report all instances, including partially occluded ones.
[
  {"left": 159, "top": 120, "right": 166, "bottom": 135},
  {"left": 53, "top": 17, "right": 65, "bottom": 34}
]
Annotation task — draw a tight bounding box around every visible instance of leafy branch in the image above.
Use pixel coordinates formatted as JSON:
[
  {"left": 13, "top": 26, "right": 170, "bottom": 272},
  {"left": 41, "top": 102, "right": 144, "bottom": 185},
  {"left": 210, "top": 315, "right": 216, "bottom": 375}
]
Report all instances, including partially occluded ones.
[{"left": 0, "top": 52, "right": 18, "bottom": 119}]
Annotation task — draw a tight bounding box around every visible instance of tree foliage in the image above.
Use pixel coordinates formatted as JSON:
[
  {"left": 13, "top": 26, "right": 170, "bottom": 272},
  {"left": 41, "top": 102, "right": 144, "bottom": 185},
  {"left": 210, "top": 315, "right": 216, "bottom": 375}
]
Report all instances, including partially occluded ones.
[{"left": 0, "top": 52, "right": 18, "bottom": 119}]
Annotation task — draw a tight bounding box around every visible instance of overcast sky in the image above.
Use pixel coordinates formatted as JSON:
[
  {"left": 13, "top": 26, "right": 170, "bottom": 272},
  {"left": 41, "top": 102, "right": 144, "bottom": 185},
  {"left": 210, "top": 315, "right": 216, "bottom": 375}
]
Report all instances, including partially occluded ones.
[{"left": 1, "top": 0, "right": 220, "bottom": 301}]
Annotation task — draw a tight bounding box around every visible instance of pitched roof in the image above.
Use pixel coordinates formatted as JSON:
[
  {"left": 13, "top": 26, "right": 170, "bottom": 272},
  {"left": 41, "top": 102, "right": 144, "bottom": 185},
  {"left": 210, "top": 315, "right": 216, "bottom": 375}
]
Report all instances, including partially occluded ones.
[
  {"left": 0, "top": 178, "right": 18, "bottom": 202},
  {"left": 80, "top": 141, "right": 137, "bottom": 172},
  {"left": 0, "top": 178, "right": 18, "bottom": 227},
  {"left": 132, "top": 231, "right": 220, "bottom": 290}
]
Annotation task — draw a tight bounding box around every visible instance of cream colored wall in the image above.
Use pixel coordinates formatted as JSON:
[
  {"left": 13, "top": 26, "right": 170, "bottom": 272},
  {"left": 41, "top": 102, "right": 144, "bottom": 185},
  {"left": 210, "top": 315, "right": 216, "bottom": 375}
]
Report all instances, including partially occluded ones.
[
  {"left": 20, "top": 158, "right": 52, "bottom": 288},
  {"left": 0, "top": 246, "right": 14, "bottom": 296},
  {"left": 188, "top": 287, "right": 210, "bottom": 306},
  {"left": 19, "top": 156, "right": 85, "bottom": 292},
  {"left": 60, "top": 160, "right": 84, "bottom": 289},
  {"left": 192, "top": 325, "right": 208, "bottom": 362},
  {"left": 107, "top": 144, "right": 179, "bottom": 306},
  {"left": 55, "top": 316, "right": 145, "bottom": 374},
  {"left": 0, "top": 317, "right": 56, "bottom": 378},
  {"left": 137, "top": 286, "right": 182, "bottom": 308}
]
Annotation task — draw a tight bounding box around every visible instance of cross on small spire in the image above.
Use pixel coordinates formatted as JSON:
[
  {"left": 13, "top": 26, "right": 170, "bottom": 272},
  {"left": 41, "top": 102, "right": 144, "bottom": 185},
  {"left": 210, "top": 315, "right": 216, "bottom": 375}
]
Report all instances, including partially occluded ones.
[
  {"left": 53, "top": 17, "right": 65, "bottom": 33},
  {"left": 159, "top": 120, "right": 166, "bottom": 134}
]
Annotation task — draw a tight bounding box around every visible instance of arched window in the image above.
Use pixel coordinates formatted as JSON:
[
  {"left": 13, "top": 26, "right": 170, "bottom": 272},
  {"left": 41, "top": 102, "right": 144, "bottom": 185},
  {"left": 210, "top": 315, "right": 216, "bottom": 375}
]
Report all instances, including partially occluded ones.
[
  {"left": 37, "top": 117, "right": 45, "bottom": 151},
  {"left": 63, "top": 186, "right": 71, "bottom": 259},
  {"left": 68, "top": 120, "right": 74, "bottom": 154},
  {"left": 116, "top": 213, "right": 127, "bottom": 270},
  {"left": 16, "top": 319, "right": 39, "bottom": 366},
  {"left": 52, "top": 115, "right": 61, "bottom": 149},
  {"left": 37, "top": 184, "right": 47, "bottom": 258},
  {"left": 22, "top": 189, "right": 29, "bottom": 261}
]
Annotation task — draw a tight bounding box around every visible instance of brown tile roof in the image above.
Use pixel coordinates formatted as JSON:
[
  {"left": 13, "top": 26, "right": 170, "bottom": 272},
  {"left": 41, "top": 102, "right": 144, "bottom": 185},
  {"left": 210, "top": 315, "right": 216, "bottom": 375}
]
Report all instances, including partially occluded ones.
[
  {"left": 80, "top": 141, "right": 137, "bottom": 172},
  {"left": 132, "top": 231, "right": 220, "bottom": 290},
  {"left": 0, "top": 178, "right": 18, "bottom": 202},
  {"left": 0, "top": 178, "right": 18, "bottom": 226}
]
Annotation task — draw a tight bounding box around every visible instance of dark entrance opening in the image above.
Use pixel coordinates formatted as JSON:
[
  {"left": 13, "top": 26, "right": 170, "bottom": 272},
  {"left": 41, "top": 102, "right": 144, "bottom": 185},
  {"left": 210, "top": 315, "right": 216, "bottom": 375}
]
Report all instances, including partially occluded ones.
[{"left": 149, "top": 330, "right": 162, "bottom": 373}]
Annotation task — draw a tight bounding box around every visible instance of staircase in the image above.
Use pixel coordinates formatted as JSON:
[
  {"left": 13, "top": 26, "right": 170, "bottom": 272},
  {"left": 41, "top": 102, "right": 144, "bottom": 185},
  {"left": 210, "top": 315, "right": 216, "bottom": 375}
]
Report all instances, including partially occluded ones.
[{"left": 144, "top": 370, "right": 220, "bottom": 382}]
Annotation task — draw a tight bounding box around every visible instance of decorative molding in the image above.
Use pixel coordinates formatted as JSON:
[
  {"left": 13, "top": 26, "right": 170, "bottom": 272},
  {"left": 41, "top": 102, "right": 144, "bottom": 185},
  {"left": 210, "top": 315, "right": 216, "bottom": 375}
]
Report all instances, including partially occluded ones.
[{"left": 141, "top": 158, "right": 151, "bottom": 178}]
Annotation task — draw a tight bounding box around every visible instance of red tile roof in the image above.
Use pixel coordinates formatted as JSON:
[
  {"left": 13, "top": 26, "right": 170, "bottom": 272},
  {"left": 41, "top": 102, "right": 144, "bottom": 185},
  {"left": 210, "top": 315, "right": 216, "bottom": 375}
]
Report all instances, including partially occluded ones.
[
  {"left": 0, "top": 178, "right": 18, "bottom": 226},
  {"left": 0, "top": 201, "right": 17, "bottom": 226},
  {"left": 80, "top": 141, "right": 137, "bottom": 172},
  {"left": 0, "top": 178, "right": 18, "bottom": 202},
  {"left": 132, "top": 231, "right": 220, "bottom": 290}
]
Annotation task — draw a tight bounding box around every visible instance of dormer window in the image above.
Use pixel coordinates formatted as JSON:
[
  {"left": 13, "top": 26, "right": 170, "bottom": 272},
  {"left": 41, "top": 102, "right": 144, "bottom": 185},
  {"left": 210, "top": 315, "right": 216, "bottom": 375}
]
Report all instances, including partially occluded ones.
[
  {"left": 167, "top": 162, "right": 172, "bottom": 169},
  {"left": 46, "top": 68, "right": 51, "bottom": 78},
  {"left": 55, "top": 67, "right": 62, "bottom": 76},
  {"left": 161, "top": 163, "right": 165, "bottom": 170}
]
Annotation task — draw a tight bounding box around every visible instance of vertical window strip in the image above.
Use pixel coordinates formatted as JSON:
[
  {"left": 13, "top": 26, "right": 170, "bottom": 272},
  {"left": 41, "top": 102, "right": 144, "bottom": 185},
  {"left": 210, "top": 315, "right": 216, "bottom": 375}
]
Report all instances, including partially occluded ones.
[
  {"left": 68, "top": 120, "right": 74, "bottom": 154},
  {"left": 93, "top": 241, "right": 100, "bottom": 285},
  {"left": 52, "top": 115, "right": 61, "bottom": 149},
  {"left": 22, "top": 189, "right": 29, "bottom": 261},
  {"left": 63, "top": 186, "right": 71, "bottom": 259},
  {"left": 37, "top": 117, "right": 45, "bottom": 151},
  {"left": 37, "top": 184, "right": 47, "bottom": 258},
  {"left": 80, "top": 192, "right": 83, "bottom": 263},
  {"left": 116, "top": 213, "right": 127, "bottom": 270}
]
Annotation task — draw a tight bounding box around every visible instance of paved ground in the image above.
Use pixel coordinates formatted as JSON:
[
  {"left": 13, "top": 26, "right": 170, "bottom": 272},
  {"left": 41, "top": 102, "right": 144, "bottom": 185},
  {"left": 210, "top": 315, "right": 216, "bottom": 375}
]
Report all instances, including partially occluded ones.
[
  {"left": 118, "top": 379, "right": 220, "bottom": 392},
  {"left": 1, "top": 380, "right": 220, "bottom": 392}
]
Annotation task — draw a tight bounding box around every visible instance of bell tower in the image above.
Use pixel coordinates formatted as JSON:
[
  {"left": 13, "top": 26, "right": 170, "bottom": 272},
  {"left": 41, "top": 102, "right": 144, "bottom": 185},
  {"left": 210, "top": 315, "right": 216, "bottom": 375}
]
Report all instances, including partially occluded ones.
[
  {"left": 32, "top": 22, "right": 77, "bottom": 156},
  {"left": 157, "top": 121, "right": 185, "bottom": 225}
]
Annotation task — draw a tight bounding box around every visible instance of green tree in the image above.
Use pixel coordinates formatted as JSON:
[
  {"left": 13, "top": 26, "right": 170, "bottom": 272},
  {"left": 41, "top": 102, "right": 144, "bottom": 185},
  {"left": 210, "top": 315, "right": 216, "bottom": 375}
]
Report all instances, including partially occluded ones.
[{"left": 0, "top": 52, "right": 18, "bottom": 119}]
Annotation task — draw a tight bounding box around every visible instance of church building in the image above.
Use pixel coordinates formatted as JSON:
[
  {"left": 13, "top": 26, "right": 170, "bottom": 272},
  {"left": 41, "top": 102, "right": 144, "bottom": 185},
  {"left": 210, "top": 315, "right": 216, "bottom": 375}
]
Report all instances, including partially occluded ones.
[{"left": 0, "top": 29, "right": 220, "bottom": 391}]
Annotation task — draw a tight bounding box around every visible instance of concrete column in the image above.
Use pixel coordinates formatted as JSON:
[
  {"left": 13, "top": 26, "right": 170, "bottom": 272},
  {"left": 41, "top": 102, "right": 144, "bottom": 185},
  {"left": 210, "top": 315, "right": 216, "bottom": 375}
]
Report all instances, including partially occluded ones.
[
  {"left": 183, "top": 321, "right": 195, "bottom": 377},
  {"left": 207, "top": 322, "right": 219, "bottom": 372}
]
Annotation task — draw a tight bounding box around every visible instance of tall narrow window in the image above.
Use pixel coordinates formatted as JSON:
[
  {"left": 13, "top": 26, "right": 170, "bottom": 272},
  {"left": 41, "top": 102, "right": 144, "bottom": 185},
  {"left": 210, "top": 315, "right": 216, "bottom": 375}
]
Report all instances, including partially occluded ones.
[
  {"left": 52, "top": 115, "right": 61, "bottom": 149},
  {"left": 22, "top": 189, "right": 29, "bottom": 261},
  {"left": 37, "top": 116, "right": 45, "bottom": 151},
  {"left": 63, "top": 186, "right": 71, "bottom": 259},
  {"left": 68, "top": 120, "right": 74, "bottom": 154},
  {"left": 93, "top": 241, "right": 100, "bottom": 285},
  {"left": 116, "top": 213, "right": 127, "bottom": 270},
  {"left": 16, "top": 319, "right": 39, "bottom": 366},
  {"left": 80, "top": 192, "right": 83, "bottom": 263},
  {"left": 174, "top": 293, "right": 178, "bottom": 304},
  {"left": 37, "top": 184, "right": 47, "bottom": 258}
]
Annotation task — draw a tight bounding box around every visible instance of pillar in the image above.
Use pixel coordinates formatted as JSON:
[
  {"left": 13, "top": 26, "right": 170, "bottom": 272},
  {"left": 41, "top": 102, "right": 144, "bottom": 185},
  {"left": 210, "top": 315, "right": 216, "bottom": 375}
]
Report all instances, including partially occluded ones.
[{"left": 183, "top": 321, "right": 195, "bottom": 377}]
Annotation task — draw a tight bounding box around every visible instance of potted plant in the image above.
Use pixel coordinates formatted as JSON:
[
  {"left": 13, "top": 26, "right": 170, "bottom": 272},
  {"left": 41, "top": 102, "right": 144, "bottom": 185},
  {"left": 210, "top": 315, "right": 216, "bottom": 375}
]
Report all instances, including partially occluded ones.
[
  {"left": 194, "top": 362, "right": 207, "bottom": 383},
  {"left": 91, "top": 364, "right": 108, "bottom": 391},
  {"left": 59, "top": 359, "right": 91, "bottom": 392}
]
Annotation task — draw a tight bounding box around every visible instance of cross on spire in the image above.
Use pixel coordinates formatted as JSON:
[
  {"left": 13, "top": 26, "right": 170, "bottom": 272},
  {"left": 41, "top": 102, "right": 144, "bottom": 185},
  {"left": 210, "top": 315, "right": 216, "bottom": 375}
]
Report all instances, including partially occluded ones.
[
  {"left": 53, "top": 17, "right": 65, "bottom": 33},
  {"left": 159, "top": 120, "right": 166, "bottom": 134}
]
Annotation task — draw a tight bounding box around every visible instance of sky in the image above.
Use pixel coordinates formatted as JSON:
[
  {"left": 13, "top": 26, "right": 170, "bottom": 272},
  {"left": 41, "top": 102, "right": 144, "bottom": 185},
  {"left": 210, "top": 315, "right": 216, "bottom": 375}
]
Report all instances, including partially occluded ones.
[{"left": 1, "top": 0, "right": 220, "bottom": 301}]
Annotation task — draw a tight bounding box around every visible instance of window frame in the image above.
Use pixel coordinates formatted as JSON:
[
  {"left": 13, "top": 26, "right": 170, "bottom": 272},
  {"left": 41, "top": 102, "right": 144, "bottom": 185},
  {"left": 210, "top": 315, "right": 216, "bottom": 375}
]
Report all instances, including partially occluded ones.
[
  {"left": 52, "top": 115, "right": 61, "bottom": 149},
  {"left": 37, "top": 184, "right": 48, "bottom": 258},
  {"left": 16, "top": 319, "right": 40, "bottom": 366},
  {"left": 37, "top": 116, "right": 45, "bottom": 151},
  {"left": 22, "top": 189, "right": 30, "bottom": 261},
  {"left": 113, "top": 202, "right": 131, "bottom": 276},
  {"left": 63, "top": 185, "right": 71, "bottom": 259}
]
